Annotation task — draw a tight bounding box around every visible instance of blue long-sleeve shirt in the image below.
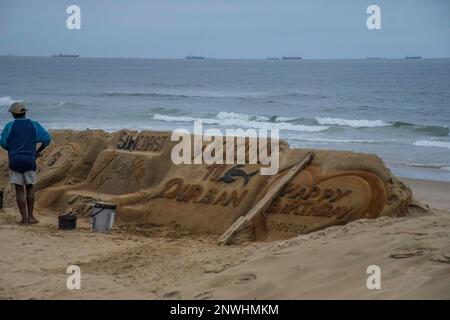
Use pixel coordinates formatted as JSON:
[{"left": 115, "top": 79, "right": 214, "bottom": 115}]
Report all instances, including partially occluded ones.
[
  {"left": 0, "top": 118, "right": 51, "bottom": 151},
  {"left": 0, "top": 118, "right": 51, "bottom": 172}
]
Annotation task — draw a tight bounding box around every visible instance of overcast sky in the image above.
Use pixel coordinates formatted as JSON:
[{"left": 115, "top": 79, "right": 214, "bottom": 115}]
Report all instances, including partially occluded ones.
[{"left": 0, "top": 0, "right": 449, "bottom": 58}]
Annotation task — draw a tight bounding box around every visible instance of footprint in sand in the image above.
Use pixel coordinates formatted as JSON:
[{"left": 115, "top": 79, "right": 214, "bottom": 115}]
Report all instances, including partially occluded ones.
[
  {"left": 163, "top": 291, "right": 180, "bottom": 298},
  {"left": 234, "top": 273, "right": 257, "bottom": 284},
  {"left": 431, "top": 253, "right": 450, "bottom": 264},
  {"left": 194, "top": 291, "right": 214, "bottom": 300},
  {"left": 272, "top": 251, "right": 292, "bottom": 256},
  {"left": 390, "top": 249, "right": 427, "bottom": 259}
]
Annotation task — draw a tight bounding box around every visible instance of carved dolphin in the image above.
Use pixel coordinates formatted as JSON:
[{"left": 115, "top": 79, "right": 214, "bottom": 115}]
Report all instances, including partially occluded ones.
[{"left": 218, "top": 164, "right": 259, "bottom": 186}]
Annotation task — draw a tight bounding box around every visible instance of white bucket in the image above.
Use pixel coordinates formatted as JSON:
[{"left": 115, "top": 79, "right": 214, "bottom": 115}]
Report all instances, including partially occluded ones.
[{"left": 91, "top": 202, "right": 117, "bottom": 233}]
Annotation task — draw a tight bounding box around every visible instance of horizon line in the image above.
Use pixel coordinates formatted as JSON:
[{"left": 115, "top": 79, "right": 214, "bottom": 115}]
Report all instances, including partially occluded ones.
[{"left": 1, "top": 54, "right": 449, "bottom": 60}]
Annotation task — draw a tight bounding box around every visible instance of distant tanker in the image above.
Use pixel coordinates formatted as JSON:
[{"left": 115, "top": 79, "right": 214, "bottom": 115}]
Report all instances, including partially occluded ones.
[
  {"left": 186, "top": 55, "right": 205, "bottom": 60},
  {"left": 52, "top": 53, "right": 79, "bottom": 58},
  {"left": 282, "top": 56, "right": 302, "bottom": 60}
]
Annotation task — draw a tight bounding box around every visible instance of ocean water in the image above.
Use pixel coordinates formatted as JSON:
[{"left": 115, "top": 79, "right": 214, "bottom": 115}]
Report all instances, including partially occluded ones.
[{"left": 1, "top": 57, "right": 449, "bottom": 180}]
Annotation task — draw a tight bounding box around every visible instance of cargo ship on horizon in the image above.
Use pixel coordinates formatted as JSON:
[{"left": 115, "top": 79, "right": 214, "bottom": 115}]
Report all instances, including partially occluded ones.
[
  {"left": 282, "top": 56, "right": 302, "bottom": 60},
  {"left": 186, "top": 55, "right": 205, "bottom": 59},
  {"left": 52, "top": 53, "right": 79, "bottom": 58}
]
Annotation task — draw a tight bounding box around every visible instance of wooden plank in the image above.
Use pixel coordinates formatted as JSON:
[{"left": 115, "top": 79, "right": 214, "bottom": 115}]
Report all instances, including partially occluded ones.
[{"left": 218, "top": 152, "right": 315, "bottom": 245}]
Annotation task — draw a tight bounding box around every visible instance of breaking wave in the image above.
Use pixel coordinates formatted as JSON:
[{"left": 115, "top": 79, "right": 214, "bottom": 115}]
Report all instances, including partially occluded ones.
[
  {"left": 0, "top": 96, "right": 19, "bottom": 106},
  {"left": 291, "top": 137, "right": 397, "bottom": 144},
  {"left": 315, "top": 117, "right": 390, "bottom": 128},
  {"left": 314, "top": 117, "right": 448, "bottom": 135},
  {"left": 153, "top": 111, "right": 329, "bottom": 132},
  {"left": 150, "top": 109, "right": 449, "bottom": 137},
  {"left": 413, "top": 140, "right": 450, "bottom": 149}
]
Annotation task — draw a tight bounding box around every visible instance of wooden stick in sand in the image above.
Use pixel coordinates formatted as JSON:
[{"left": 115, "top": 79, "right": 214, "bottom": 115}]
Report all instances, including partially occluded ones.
[{"left": 218, "top": 152, "right": 315, "bottom": 245}]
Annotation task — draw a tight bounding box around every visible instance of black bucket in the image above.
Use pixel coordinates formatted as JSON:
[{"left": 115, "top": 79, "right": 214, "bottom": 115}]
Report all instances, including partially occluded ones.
[
  {"left": 0, "top": 190, "right": 3, "bottom": 209},
  {"left": 58, "top": 214, "right": 77, "bottom": 230}
]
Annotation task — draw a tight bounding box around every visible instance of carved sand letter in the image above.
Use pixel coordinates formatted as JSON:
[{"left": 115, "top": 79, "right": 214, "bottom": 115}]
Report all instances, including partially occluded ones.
[
  {"left": 203, "top": 164, "right": 226, "bottom": 181},
  {"left": 177, "top": 184, "right": 204, "bottom": 203},
  {"left": 126, "top": 135, "right": 138, "bottom": 151},
  {"left": 330, "top": 188, "right": 352, "bottom": 202},
  {"left": 265, "top": 197, "right": 281, "bottom": 213},
  {"left": 213, "top": 191, "right": 229, "bottom": 206},
  {"left": 296, "top": 185, "right": 310, "bottom": 199},
  {"left": 279, "top": 183, "right": 298, "bottom": 198},
  {"left": 223, "top": 189, "right": 249, "bottom": 207},
  {"left": 200, "top": 187, "right": 218, "bottom": 204},
  {"left": 281, "top": 198, "right": 304, "bottom": 214},
  {"left": 132, "top": 158, "right": 145, "bottom": 180},
  {"left": 134, "top": 135, "right": 146, "bottom": 151},
  {"left": 116, "top": 132, "right": 128, "bottom": 149},
  {"left": 151, "top": 136, "right": 161, "bottom": 151},
  {"left": 88, "top": 151, "right": 117, "bottom": 182},
  {"left": 308, "top": 186, "right": 322, "bottom": 199},
  {"left": 159, "top": 178, "right": 185, "bottom": 198}
]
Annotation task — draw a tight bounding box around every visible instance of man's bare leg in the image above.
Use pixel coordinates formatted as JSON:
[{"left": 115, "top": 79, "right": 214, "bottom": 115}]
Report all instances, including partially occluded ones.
[
  {"left": 25, "top": 184, "right": 38, "bottom": 224},
  {"left": 15, "top": 184, "right": 28, "bottom": 224}
]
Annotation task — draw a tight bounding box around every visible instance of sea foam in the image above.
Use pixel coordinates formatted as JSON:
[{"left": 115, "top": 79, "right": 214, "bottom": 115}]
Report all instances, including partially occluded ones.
[
  {"left": 0, "top": 96, "right": 19, "bottom": 106},
  {"left": 291, "top": 137, "right": 396, "bottom": 144},
  {"left": 316, "top": 116, "right": 390, "bottom": 128},
  {"left": 413, "top": 140, "right": 450, "bottom": 149},
  {"left": 153, "top": 112, "right": 329, "bottom": 132}
]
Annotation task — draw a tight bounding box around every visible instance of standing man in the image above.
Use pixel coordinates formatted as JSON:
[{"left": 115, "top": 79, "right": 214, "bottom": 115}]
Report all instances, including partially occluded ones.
[{"left": 0, "top": 102, "right": 51, "bottom": 224}]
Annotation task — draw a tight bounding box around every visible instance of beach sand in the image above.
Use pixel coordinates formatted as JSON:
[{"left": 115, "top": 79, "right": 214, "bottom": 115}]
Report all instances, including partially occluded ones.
[
  {"left": 0, "top": 178, "right": 449, "bottom": 299},
  {"left": 403, "top": 178, "right": 450, "bottom": 211}
]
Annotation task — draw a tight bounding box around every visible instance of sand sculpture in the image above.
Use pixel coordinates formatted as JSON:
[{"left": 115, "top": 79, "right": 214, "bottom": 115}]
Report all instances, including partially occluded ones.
[{"left": 0, "top": 129, "right": 417, "bottom": 242}]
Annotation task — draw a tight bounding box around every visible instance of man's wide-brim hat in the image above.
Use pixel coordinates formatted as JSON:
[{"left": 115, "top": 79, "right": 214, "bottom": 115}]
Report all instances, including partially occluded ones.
[{"left": 8, "top": 102, "right": 28, "bottom": 115}]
